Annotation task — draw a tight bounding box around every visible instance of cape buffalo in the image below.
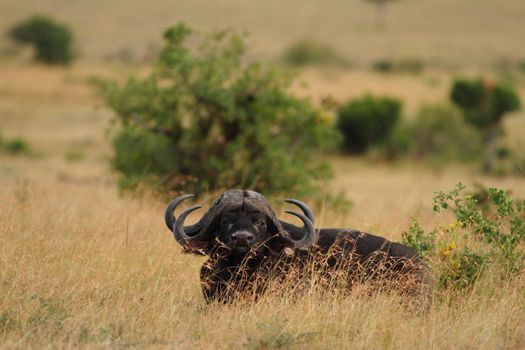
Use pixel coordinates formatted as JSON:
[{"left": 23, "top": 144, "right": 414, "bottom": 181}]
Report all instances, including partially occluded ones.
[{"left": 164, "top": 189, "right": 433, "bottom": 303}]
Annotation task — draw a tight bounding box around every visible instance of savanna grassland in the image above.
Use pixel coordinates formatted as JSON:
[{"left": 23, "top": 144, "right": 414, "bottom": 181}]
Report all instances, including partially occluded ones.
[{"left": 2, "top": 1, "right": 525, "bottom": 349}]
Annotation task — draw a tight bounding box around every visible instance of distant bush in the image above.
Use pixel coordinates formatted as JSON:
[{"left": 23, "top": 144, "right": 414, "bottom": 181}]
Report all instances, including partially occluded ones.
[
  {"left": 283, "top": 40, "right": 348, "bottom": 67},
  {"left": 398, "top": 104, "right": 482, "bottom": 161},
  {"left": 336, "top": 95, "right": 401, "bottom": 153},
  {"left": 9, "top": 15, "right": 73, "bottom": 64},
  {"left": 4, "top": 138, "right": 30, "bottom": 154},
  {"left": 402, "top": 183, "right": 525, "bottom": 290},
  {"left": 450, "top": 79, "right": 520, "bottom": 129},
  {"left": 371, "top": 58, "right": 425, "bottom": 74},
  {"left": 101, "top": 23, "right": 340, "bottom": 196},
  {"left": 371, "top": 59, "right": 394, "bottom": 73},
  {"left": 450, "top": 78, "right": 521, "bottom": 172},
  {"left": 0, "top": 133, "right": 31, "bottom": 155}
]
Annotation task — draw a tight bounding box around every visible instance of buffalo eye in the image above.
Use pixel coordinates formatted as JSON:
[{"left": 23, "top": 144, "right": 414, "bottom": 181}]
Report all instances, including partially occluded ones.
[
  {"left": 220, "top": 217, "right": 231, "bottom": 226},
  {"left": 254, "top": 220, "right": 266, "bottom": 229}
]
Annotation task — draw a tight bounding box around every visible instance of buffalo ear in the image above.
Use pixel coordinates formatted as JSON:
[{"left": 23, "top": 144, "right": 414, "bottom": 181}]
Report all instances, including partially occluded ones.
[{"left": 267, "top": 233, "right": 295, "bottom": 257}]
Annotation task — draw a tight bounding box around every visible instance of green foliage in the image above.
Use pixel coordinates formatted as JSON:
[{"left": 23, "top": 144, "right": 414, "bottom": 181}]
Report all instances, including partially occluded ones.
[
  {"left": 450, "top": 79, "right": 520, "bottom": 129},
  {"left": 400, "top": 103, "right": 483, "bottom": 161},
  {"left": 401, "top": 219, "right": 435, "bottom": 259},
  {"left": 450, "top": 78, "right": 521, "bottom": 173},
  {"left": 5, "top": 138, "right": 30, "bottom": 154},
  {"left": 437, "top": 246, "right": 487, "bottom": 290},
  {"left": 102, "top": 23, "right": 340, "bottom": 195},
  {"left": 336, "top": 95, "right": 401, "bottom": 153},
  {"left": 402, "top": 183, "right": 525, "bottom": 289},
  {"left": 9, "top": 15, "right": 73, "bottom": 64},
  {"left": 282, "top": 40, "right": 348, "bottom": 67},
  {"left": 0, "top": 133, "right": 31, "bottom": 155},
  {"left": 434, "top": 185, "right": 525, "bottom": 265}
]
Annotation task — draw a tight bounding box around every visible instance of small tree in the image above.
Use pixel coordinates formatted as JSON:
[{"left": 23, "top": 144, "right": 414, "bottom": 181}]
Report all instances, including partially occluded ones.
[
  {"left": 9, "top": 15, "right": 73, "bottom": 64},
  {"left": 450, "top": 78, "right": 521, "bottom": 172},
  {"left": 102, "top": 23, "right": 340, "bottom": 196},
  {"left": 336, "top": 95, "right": 401, "bottom": 153}
]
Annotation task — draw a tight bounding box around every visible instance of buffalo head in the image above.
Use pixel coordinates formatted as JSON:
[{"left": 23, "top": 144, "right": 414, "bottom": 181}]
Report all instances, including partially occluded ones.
[{"left": 164, "top": 189, "right": 317, "bottom": 256}]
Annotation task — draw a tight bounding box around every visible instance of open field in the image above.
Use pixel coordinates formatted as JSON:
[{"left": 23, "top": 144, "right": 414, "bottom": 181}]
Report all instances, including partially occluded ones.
[
  {"left": 1, "top": 1, "right": 525, "bottom": 347},
  {"left": 1, "top": 0, "right": 525, "bottom": 66},
  {"left": 1, "top": 179, "right": 525, "bottom": 349}
]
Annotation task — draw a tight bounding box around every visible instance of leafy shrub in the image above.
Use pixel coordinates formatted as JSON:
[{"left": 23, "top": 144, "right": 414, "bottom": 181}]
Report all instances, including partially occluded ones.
[
  {"left": 450, "top": 78, "right": 521, "bottom": 172},
  {"left": 4, "top": 138, "right": 30, "bottom": 154},
  {"left": 406, "top": 104, "right": 483, "bottom": 161},
  {"left": 437, "top": 246, "right": 487, "bottom": 290},
  {"left": 101, "top": 23, "right": 340, "bottom": 196},
  {"left": 450, "top": 79, "right": 520, "bottom": 128},
  {"left": 402, "top": 183, "right": 525, "bottom": 289},
  {"left": 401, "top": 219, "right": 435, "bottom": 259},
  {"left": 9, "top": 15, "right": 73, "bottom": 64},
  {"left": 0, "top": 133, "right": 31, "bottom": 155},
  {"left": 282, "top": 40, "right": 347, "bottom": 67},
  {"left": 336, "top": 95, "right": 401, "bottom": 153}
]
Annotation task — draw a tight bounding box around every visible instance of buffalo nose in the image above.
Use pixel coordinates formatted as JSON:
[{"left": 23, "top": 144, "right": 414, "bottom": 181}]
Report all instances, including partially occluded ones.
[{"left": 231, "top": 231, "right": 255, "bottom": 245}]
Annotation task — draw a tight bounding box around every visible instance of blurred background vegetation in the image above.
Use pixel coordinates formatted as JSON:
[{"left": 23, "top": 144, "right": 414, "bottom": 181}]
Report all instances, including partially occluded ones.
[{"left": 2, "top": 0, "right": 523, "bottom": 198}]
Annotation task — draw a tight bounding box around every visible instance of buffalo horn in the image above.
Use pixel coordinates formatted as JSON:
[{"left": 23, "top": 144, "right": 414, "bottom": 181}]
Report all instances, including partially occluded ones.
[
  {"left": 164, "top": 194, "right": 196, "bottom": 231},
  {"left": 284, "top": 199, "right": 315, "bottom": 223},
  {"left": 284, "top": 210, "right": 317, "bottom": 249},
  {"left": 173, "top": 205, "right": 203, "bottom": 245}
]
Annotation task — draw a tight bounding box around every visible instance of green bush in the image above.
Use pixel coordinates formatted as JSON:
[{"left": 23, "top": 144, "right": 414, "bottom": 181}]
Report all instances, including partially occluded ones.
[
  {"left": 282, "top": 40, "right": 347, "bottom": 67},
  {"left": 450, "top": 78, "right": 521, "bottom": 172},
  {"left": 101, "top": 23, "right": 340, "bottom": 196},
  {"left": 402, "top": 183, "right": 525, "bottom": 290},
  {"left": 450, "top": 79, "right": 520, "bottom": 128},
  {"left": 336, "top": 95, "right": 401, "bottom": 153},
  {"left": 405, "top": 103, "right": 483, "bottom": 161},
  {"left": 9, "top": 15, "right": 73, "bottom": 64},
  {"left": 0, "top": 133, "right": 31, "bottom": 155},
  {"left": 4, "top": 138, "right": 30, "bottom": 154}
]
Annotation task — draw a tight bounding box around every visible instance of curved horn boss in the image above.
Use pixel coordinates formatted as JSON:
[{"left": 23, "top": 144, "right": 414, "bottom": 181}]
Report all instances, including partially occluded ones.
[
  {"left": 164, "top": 194, "right": 208, "bottom": 250},
  {"left": 282, "top": 199, "right": 317, "bottom": 249}
]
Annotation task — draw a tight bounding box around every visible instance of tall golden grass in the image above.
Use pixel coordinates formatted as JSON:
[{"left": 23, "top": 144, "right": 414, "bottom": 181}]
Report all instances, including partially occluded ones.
[{"left": 1, "top": 178, "right": 525, "bottom": 349}]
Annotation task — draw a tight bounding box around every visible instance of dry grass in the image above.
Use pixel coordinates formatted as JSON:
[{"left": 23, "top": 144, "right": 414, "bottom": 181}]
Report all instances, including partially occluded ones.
[
  {"left": 1, "top": 178, "right": 525, "bottom": 349},
  {"left": 1, "top": 0, "right": 525, "bottom": 66}
]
